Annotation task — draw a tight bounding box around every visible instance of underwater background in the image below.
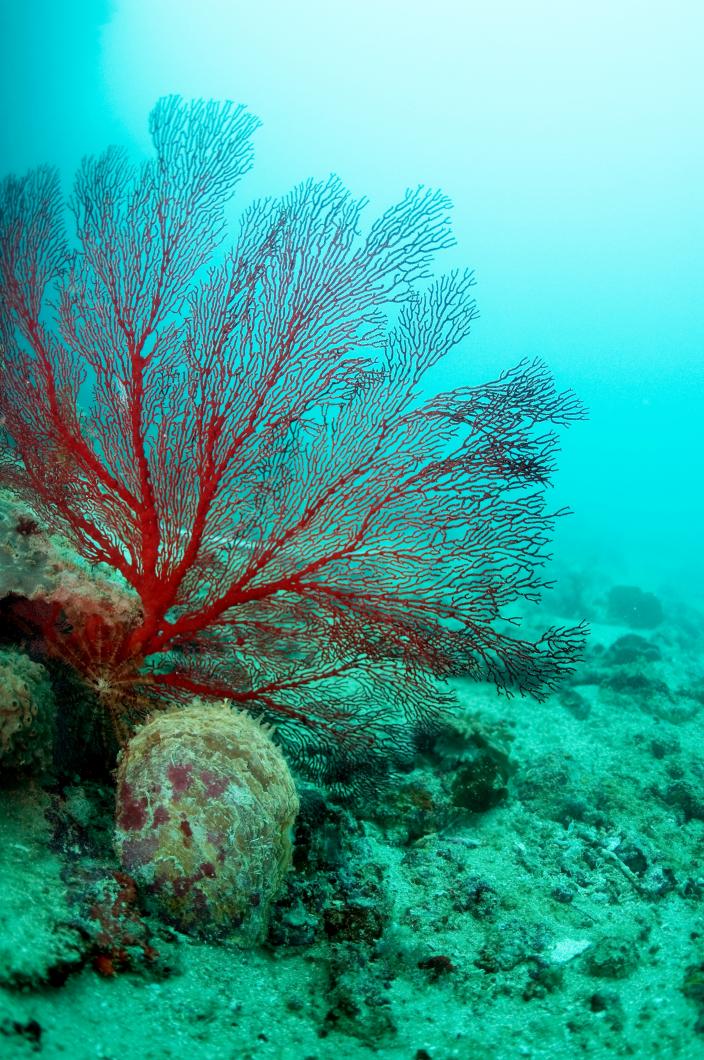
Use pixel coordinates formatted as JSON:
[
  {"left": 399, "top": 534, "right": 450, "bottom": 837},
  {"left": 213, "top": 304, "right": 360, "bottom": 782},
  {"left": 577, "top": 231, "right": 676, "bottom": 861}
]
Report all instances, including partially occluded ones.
[
  {"left": 2, "top": 0, "right": 702, "bottom": 595},
  {"left": 1, "top": 2, "right": 703, "bottom": 1058}
]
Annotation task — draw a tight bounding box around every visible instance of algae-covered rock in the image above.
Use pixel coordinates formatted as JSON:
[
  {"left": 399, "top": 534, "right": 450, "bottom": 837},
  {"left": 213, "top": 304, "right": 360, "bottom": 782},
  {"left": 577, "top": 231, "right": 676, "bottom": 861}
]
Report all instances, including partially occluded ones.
[
  {"left": 114, "top": 701, "right": 299, "bottom": 943},
  {"left": 0, "top": 789, "right": 85, "bottom": 986},
  {"left": 604, "top": 633, "right": 661, "bottom": 666},
  {"left": 0, "top": 491, "right": 59, "bottom": 601},
  {"left": 0, "top": 648, "right": 55, "bottom": 777}
]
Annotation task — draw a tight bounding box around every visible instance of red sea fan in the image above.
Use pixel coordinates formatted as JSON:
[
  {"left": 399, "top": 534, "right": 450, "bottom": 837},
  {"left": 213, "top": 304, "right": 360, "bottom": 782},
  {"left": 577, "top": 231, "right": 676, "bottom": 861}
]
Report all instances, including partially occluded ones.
[{"left": 0, "top": 96, "right": 586, "bottom": 781}]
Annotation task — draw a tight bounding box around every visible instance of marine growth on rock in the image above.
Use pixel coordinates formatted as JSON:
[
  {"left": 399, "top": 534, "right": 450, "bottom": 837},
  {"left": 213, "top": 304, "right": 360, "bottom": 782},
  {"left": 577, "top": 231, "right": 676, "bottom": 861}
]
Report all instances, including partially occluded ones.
[{"left": 114, "top": 700, "right": 299, "bottom": 942}]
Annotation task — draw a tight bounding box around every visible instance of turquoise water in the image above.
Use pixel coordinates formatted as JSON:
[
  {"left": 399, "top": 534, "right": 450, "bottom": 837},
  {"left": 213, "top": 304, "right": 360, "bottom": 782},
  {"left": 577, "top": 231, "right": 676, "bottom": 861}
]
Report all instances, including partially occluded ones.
[{"left": 2, "top": 1, "right": 702, "bottom": 595}]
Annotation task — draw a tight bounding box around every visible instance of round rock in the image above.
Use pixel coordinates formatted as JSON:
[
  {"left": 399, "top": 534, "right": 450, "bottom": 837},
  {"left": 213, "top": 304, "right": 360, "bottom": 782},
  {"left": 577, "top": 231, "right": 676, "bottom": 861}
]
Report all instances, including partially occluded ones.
[{"left": 114, "top": 700, "right": 299, "bottom": 943}]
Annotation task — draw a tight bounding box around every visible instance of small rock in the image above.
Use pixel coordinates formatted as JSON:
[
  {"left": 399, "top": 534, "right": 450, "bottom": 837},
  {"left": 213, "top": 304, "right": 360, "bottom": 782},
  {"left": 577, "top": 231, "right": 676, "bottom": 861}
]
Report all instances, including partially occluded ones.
[
  {"left": 559, "top": 687, "right": 591, "bottom": 720},
  {"left": 584, "top": 934, "right": 639, "bottom": 979},
  {"left": 606, "top": 585, "right": 663, "bottom": 629},
  {"left": 604, "top": 634, "right": 661, "bottom": 666}
]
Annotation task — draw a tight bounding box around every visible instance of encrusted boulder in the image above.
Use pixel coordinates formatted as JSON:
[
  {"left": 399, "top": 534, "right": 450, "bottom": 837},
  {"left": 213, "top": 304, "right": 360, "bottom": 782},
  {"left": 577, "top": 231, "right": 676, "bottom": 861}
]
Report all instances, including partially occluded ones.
[
  {"left": 114, "top": 701, "right": 299, "bottom": 943},
  {"left": 0, "top": 647, "right": 55, "bottom": 776}
]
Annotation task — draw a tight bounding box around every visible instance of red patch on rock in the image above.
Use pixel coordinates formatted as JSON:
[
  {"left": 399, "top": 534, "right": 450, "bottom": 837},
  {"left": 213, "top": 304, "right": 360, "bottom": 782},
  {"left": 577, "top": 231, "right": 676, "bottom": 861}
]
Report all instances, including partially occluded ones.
[
  {"left": 199, "top": 770, "right": 229, "bottom": 798},
  {"left": 117, "top": 782, "right": 148, "bottom": 831},
  {"left": 179, "top": 818, "right": 194, "bottom": 845},
  {"left": 200, "top": 861, "right": 217, "bottom": 879},
  {"left": 167, "top": 763, "right": 194, "bottom": 796},
  {"left": 152, "top": 805, "right": 170, "bottom": 828},
  {"left": 93, "top": 953, "right": 117, "bottom": 977},
  {"left": 172, "top": 876, "right": 193, "bottom": 898}
]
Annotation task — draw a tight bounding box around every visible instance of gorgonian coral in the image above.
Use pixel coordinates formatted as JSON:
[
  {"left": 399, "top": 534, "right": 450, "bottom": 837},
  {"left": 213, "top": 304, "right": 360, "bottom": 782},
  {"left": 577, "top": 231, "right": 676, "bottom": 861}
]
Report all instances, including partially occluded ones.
[{"left": 0, "top": 97, "right": 585, "bottom": 781}]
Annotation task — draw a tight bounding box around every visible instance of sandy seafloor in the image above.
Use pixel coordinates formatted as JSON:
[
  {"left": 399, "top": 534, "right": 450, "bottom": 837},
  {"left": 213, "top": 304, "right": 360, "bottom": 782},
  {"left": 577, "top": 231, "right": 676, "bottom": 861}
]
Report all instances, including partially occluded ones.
[{"left": 1, "top": 502, "right": 703, "bottom": 1059}]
